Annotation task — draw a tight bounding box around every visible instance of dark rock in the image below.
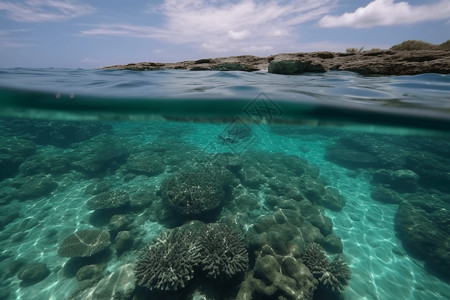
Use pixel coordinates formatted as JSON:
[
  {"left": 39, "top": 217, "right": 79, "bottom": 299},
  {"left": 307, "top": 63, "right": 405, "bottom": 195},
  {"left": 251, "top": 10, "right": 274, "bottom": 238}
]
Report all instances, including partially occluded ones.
[
  {"left": 108, "top": 215, "right": 132, "bottom": 236},
  {"left": 395, "top": 202, "right": 450, "bottom": 281},
  {"left": 115, "top": 231, "right": 134, "bottom": 254},
  {"left": 19, "top": 154, "right": 72, "bottom": 176},
  {"left": 0, "top": 137, "right": 36, "bottom": 180},
  {"left": 371, "top": 186, "right": 404, "bottom": 204},
  {"left": 103, "top": 41, "right": 450, "bottom": 75},
  {"left": 298, "top": 175, "right": 325, "bottom": 203},
  {"left": 91, "top": 263, "right": 135, "bottom": 300},
  {"left": 307, "top": 214, "right": 333, "bottom": 236},
  {"left": 76, "top": 264, "right": 103, "bottom": 282},
  {"left": 325, "top": 146, "right": 378, "bottom": 169},
  {"left": 405, "top": 152, "right": 450, "bottom": 193},
  {"left": 211, "top": 63, "right": 256, "bottom": 71},
  {"left": 194, "top": 58, "right": 212, "bottom": 64},
  {"left": 268, "top": 60, "right": 326, "bottom": 74},
  {"left": 190, "top": 66, "right": 211, "bottom": 71},
  {"left": 320, "top": 187, "right": 346, "bottom": 211},
  {"left": 70, "top": 134, "right": 129, "bottom": 176},
  {"left": 13, "top": 174, "right": 58, "bottom": 200},
  {"left": 17, "top": 263, "right": 50, "bottom": 285},
  {"left": 322, "top": 234, "right": 343, "bottom": 254},
  {"left": 372, "top": 169, "right": 419, "bottom": 192}
]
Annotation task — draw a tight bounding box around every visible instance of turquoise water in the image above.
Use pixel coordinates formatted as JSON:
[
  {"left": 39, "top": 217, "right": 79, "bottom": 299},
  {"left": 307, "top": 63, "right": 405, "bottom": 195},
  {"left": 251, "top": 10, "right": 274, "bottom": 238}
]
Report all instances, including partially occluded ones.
[{"left": 0, "top": 69, "right": 449, "bottom": 300}]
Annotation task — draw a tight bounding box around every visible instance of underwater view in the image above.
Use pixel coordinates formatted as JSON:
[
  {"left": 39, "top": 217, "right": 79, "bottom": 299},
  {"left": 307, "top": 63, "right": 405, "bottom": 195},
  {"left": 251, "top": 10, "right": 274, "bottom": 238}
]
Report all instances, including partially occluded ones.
[{"left": 0, "top": 69, "right": 450, "bottom": 300}]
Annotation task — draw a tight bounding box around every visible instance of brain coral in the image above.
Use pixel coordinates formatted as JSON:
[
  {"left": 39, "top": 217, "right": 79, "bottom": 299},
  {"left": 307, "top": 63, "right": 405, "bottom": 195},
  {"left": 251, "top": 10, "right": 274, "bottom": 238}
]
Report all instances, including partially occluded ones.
[
  {"left": 58, "top": 229, "right": 111, "bottom": 257},
  {"left": 135, "top": 229, "right": 201, "bottom": 291},
  {"left": 199, "top": 223, "right": 248, "bottom": 279},
  {"left": 160, "top": 164, "right": 234, "bottom": 216},
  {"left": 86, "top": 190, "right": 130, "bottom": 210}
]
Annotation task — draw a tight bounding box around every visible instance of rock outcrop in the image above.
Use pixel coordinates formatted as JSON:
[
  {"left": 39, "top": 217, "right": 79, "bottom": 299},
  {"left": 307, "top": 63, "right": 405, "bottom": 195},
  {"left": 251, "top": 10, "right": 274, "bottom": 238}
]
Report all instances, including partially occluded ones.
[{"left": 103, "top": 41, "right": 450, "bottom": 75}]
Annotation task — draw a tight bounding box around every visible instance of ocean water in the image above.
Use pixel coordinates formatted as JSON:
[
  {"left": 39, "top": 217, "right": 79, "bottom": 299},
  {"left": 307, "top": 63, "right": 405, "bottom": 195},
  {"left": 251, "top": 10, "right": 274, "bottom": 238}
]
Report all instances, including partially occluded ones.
[{"left": 0, "top": 68, "right": 449, "bottom": 300}]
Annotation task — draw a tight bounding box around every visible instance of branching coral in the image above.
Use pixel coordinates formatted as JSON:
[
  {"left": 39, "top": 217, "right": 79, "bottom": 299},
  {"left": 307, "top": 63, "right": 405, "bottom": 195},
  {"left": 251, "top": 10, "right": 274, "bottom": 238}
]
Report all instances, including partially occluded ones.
[
  {"left": 135, "top": 223, "right": 248, "bottom": 291},
  {"left": 135, "top": 229, "right": 201, "bottom": 291},
  {"left": 302, "top": 242, "right": 351, "bottom": 293},
  {"left": 199, "top": 223, "right": 248, "bottom": 279}
]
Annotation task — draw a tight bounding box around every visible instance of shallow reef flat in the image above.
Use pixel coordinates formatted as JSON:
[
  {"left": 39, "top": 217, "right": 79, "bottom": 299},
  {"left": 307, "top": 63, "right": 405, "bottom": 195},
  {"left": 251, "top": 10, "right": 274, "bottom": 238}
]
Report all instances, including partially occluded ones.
[{"left": 0, "top": 118, "right": 449, "bottom": 300}]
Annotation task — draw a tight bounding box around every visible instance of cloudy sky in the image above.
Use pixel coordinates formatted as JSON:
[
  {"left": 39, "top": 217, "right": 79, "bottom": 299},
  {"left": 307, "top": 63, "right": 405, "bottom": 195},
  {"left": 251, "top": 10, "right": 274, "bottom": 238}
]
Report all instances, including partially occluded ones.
[{"left": 1, "top": 0, "right": 449, "bottom": 68}]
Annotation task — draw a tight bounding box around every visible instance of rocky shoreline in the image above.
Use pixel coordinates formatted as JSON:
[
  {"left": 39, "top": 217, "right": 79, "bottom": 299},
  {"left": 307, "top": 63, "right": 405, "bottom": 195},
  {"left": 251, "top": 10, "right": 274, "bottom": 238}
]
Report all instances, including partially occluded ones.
[{"left": 104, "top": 49, "right": 450, "bottom": 76}]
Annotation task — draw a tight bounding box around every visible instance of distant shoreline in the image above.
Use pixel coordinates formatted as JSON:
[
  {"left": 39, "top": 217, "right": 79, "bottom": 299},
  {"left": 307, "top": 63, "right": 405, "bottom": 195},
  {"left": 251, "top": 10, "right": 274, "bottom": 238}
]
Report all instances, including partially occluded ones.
[{"left": 103, "top": 40, "right": 450, "bottom": 76}]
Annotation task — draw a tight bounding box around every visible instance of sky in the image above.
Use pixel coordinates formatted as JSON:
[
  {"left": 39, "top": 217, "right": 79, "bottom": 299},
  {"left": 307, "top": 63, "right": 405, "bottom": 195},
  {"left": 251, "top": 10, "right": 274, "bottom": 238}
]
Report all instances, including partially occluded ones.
[{"left": 0, "top": 0, "right": 449, "bottom": 68}]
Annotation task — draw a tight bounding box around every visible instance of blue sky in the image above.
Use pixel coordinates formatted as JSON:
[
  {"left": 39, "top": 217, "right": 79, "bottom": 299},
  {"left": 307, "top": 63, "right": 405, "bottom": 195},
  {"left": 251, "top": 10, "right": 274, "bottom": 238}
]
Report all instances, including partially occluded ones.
[{"left": 0, "top": 0, "right": 449, "bottom": 68}]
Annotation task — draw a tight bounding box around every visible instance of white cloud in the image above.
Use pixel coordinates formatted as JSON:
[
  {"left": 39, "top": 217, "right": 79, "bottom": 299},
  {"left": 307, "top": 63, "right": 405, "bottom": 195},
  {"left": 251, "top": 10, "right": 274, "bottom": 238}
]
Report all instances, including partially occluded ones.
[
  {"left": 81, "top": 0, "right": 334, "bottom": 54},
  {"left": 319, "top": 0, "right": 450, "bottom": 28},
  {"left": 0, "top": 0, "right": 94, "bottom": 22}
]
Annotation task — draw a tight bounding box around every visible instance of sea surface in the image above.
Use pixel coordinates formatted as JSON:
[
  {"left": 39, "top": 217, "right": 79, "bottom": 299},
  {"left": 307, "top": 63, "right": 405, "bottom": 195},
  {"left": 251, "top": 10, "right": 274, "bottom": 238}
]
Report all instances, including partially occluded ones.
[{"left": 0, "top": 68, "right": 449, "bottom": 300}]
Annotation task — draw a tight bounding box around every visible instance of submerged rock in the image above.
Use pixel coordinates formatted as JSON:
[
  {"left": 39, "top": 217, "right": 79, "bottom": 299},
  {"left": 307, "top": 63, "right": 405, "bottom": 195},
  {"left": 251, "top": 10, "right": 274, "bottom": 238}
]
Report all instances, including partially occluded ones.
[
  {"left": 372, "top": 169, "right": 419, "bottom": 192},
  {"left": 58, "top": 229, "right": 111, "bottom": 258},
  {"left": 91, "top": 263, "right": 135, "bottom": 300},
  {"left": 395, "top": 201, "right": 450, "bottom": 281},
  {"left": 12, "top": 174, "right": 58, "bottom": 200},
  {"left": 115, "top": 231, "right": 134, "bottom": 254},
  {"left": 86, "top": 191, "right": 130, "bottom": 210},
  {"left": 17, "top": 262, "right": 50, "bottom": 286},
  {"left": 0, "top": 137, "right": 36, "bottom": 180}
]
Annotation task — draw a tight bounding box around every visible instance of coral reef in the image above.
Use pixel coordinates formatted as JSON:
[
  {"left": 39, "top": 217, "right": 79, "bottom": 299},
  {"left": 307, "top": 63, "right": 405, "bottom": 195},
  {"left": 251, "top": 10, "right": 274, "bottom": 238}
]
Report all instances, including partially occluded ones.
[
  {"left": 199, "top": 223, "right": 248, "bottom": 279},
  {"left": 135, "top": 222, "right": 249, "bottom": 292},
  {"left": 160, "top": 164, "right": 234, "bottom": 216},
  {"left": 135, "top": 229, "right": 201, "bottom": 291},
  {"left": 125, "top": 152, "right": 165, "bottom": 176},
  {"left": 58, "top": 229, "right": 111, "bottom": 258},
  {"left": 302, "top": 242, "right": 351, "bottom": 293},
  {"left": 12, "top": 174, "right": 58, "bottom": 201},
  {"left": 70, "top": 134, "right": 129, "bottom": 177}
]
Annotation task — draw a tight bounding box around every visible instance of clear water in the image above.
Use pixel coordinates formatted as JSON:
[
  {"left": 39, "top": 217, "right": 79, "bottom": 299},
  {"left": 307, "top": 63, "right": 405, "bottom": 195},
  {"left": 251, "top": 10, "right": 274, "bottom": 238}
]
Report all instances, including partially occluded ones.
[{"left": 0, "top": 69, "right": 449, "bottom": 300}]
